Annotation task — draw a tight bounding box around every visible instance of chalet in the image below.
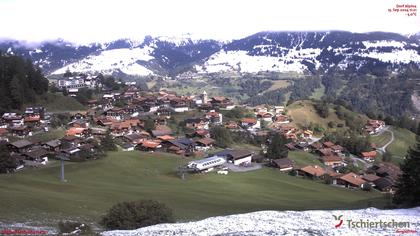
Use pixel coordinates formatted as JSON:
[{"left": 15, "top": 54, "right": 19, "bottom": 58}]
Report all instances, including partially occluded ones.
[
  {"left": 2, "top": 113, "right": 24, "bottom": 127},
  {"left": 253, "top": 105, "right": 268, "bottom": 113},
  {"left": 364, "top": 120, "right": 385, "bottom": 135},
  {"left": 123, "top": 105, "right": 142, "bottom": 116},
  {"left": 317, "top": 148, "right": 333, "bottom": 157},
  {"left": 156, "top": 107, "right": 173, "bottom": 117},
  {"left": 22, "top": 148, "right": 49, "bottom": 165},
  {"left": 362, "top": 174, "right": 381, "bottom": 187},
  {"left": 185, "top": 118, "right": 209, "bottom": 130},
  {"left": 210, "top": 96, "right": 235, "bottom": 110},
  {"left": 59, "top": 147, "right": 82, "bottom": 160},
  {"left": 302, "top": 130, "right": 313, "bottom": 138},
  {"left": 123, "top": 133, "right": 147, "bottom": 145},
  {"left": 91, "top": 128, "right": 107, "bottom": 138},
  {"left": 219, "top": 149, "right": 253, "bottom": 166},
  {"left": 274, "top": 106, "right": 284, "bottom": 114},
  {"left": 68, "top": 119, "right": 89, "bottom": 128},
  {"left": 331, "top": 145, "right": 344, "bottom": 155},
  {"left": 360, "top": 151, "right": 377, "bottom": 162},
  {"left": 44, "top": 139, "right": 62, "bottom": 152},
  {"left": 25, "top": 107, "right": 45, "bottom": 118},
  {"left": 323, "top": 141, "right": 335, "bottom": 148},
  {"left": 155, "top": 135, "right": 175, "bottom": 143},
  {"left": 336, "top": 172, "right": 366, "bottom": 188},
  {"left": 10, "top": 126, "right": 31, "bottom": 137},
  {"left": 195, "top": 137, "right": 215, "bottom": 151},
  {"left": 66, "top": 127, "right": 89, "bottom": 138},
  {"left": 241, "top": 118, "right": 260, "bottom": 130},
  {"left": 296, "top": 142, "right": 309, "bottom": 151},
  {"left": 274, "top": 115, "right": 290, "bottom": 124},
  {"left": 24, "top": 115, "right": 41, "bottom": 125},
  {"left": 166, "top": 138, "right": 195, "bottom": 155},
  {"left": 151, "top": 125, "right": 173, "bottom": 137},
  {"left": 140, "top": 140, "right": 162, "bottom": 152},
  {"left": 297, "top": 165, "right": 326, "bottom": 179},
  {"left": 106, "top": 108, "right": 126, "bottom": 121},
  {"left": 9, "top": 140, "right": 33, "bottom": 153},
  {"left": 271, "top": 158, "right": 294, "bottom": 171},
  {"left": 187, "top": 129, "right": 210, "bottom": 139},
  {"left": 373, "top": 177, "right": 397, "bottom": 193},
  {"left": 370, "top": 162, "right": 401, "bottom": 181},
  {"left": 256, "top": 112, "right": 273, "bottom": 122},
  {"left": 70, "top": 112, "right": 87, "bottom": 120},
  {"left": 61, "top": 135, "right": 82, "bottom": 147},
  {"left": 205, "top": 111, "right": 223, "bottom": 124},
  {"left": 321, "top": 155, "right": 344, "bottom": 167},
  {"left": 170, "top": 100, "right": 189, "bottom": 113}
]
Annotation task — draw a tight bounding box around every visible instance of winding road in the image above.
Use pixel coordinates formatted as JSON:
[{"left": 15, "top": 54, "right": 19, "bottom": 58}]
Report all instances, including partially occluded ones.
[{"left": 374, "top": 126, "right": 395, "bottom": 154}]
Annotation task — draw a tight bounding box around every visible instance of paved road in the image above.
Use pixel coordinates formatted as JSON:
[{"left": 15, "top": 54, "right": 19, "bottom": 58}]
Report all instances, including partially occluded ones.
[{"left": 375, "top": 126, "right": 395, "bottom": 154}]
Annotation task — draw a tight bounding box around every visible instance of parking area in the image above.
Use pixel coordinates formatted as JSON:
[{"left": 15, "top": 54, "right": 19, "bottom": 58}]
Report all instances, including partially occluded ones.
[{"left": 223, "top": 163, "right": 263, "bottom": 172}]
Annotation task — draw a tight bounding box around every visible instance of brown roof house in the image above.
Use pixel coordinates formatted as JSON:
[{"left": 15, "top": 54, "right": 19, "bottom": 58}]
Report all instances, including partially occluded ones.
[
  {"left": 337, "top": 172, "right": 366, "bottom": 188},
  {"left": 298, "top": 165, "right": 326, "bottom": 179},
  {"left": 271, "top": 158, "right": 294, "bottom": 171}
]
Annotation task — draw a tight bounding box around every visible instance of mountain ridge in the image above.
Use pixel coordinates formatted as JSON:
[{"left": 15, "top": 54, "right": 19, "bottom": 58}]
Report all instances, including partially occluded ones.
[{"left": 1, "top": 31, "right": 419, "bottom": 77}]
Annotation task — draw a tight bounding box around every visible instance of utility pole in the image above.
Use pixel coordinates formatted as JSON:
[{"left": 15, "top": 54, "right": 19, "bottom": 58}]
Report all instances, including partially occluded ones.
[{"left": 59, "top": 156, "right": 70, "bottom": 182}]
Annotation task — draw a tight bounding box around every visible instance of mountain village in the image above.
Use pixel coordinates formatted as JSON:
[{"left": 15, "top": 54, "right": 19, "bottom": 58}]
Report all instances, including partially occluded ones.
[{"left": 0, "top": 75, "right": 400, "bottom": 195}]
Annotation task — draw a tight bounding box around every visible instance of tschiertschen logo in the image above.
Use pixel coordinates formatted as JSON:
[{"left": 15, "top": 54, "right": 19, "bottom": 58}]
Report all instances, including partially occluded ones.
[{"left": 333, "top": 215, "right": 344, "bottom": 228}]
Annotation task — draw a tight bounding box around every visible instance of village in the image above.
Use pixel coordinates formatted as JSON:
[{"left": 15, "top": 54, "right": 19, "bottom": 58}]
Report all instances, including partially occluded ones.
[{"left": 0, "top": 77, "right": 400, "bottom": 195}]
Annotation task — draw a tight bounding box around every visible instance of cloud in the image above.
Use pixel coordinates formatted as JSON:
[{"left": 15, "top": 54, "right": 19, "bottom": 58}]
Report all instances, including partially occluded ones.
[{"left": 0, "top": 0, "right": 419, "bottom": 43}]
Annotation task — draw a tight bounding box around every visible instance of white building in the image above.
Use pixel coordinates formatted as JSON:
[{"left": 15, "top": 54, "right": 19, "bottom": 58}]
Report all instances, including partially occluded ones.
[{"left": 187, "top": 156, "right": 226, "bottom": 172}]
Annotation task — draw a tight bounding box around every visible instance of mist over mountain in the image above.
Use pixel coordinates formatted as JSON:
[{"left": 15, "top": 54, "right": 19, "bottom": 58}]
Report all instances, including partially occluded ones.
[{"left": 0, "top": 31, "right": 419, "bottom": 77}]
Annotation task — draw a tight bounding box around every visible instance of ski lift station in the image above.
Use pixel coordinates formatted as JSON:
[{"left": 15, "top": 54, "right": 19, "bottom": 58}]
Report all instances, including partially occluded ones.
[{"left": 187, "top": 155, "right": 226, "bottom": 172}]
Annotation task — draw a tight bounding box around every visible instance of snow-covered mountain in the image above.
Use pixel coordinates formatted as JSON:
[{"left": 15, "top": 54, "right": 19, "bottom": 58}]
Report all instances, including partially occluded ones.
[
  {"left": 196, "top": 31, "right": 420, "bottom": 74},
  {"left": 1, "top": 31, "right": 419, "bottom": 77},
  {"left": 102, "top": 207, "right": 420, "bottom": 236}
]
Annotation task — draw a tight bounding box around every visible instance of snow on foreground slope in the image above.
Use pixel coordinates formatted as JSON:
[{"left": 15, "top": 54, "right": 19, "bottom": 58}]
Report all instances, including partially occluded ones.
[{"left": 102, "top": 207, "right": 420, "bottom": 236}]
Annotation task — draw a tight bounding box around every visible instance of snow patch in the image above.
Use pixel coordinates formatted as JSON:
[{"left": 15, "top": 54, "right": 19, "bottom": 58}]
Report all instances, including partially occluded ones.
[
  {"left": 52, "top": 47, "right": 155, "bottom": 76},
  {"left": 102, "top": 207, "right": 420, "bottom": 236}
]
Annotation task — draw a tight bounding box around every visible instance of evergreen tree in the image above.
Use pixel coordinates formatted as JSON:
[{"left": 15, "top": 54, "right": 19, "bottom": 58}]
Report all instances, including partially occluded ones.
[
  {"left": 393, "top": 124, "right": 420, "bottom": 207},
  {"left": 210, "top": 126, "right": 233, "bottom": 148},
  {"left": 266, "top": 133, "right": 289, "bottom": 159},
  {"left": 0, "top": 144, "right": 17, "bottom": 173},
  {"left": 144, "top": 119, "right": 156, "bottom": 133},
  {"left": 101, "top": 131, "right": 117, "bottom": 152}
]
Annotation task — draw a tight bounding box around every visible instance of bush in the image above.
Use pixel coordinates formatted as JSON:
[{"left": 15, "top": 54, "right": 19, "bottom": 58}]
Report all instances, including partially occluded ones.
[
  {"left": 58, "top": 221, "right": 94, "bottom": 235},
  {"left": 100, "top": 200, "right": 174, "bottom": 230}
]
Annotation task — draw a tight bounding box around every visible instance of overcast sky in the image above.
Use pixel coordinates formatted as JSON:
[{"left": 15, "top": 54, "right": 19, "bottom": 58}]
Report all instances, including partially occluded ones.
[{"left": 0, "top": 0, "right": 419, "bottom": 44}]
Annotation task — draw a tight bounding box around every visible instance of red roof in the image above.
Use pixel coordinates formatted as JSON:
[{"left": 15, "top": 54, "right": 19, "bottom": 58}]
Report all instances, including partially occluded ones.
[
  {"left": 241, "top": 118, "right": 257, "bottom": 124},
  {"left": 24, "top": 115, "right": 40, "bottom": 122},
  {"left": 66, "top": 128, "right": 87, "bottom": 136},
  {"left": 361, "top": 151, "right": 377, "bottom": 158},
  {"left": 142, "top": 140, "right": 161, "bottom": 149}
]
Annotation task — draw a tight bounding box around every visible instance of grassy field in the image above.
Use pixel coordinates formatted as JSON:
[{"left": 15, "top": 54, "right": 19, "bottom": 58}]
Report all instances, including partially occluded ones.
[
  {"left": 287, "top": 100, "right": 342, "bottom": 129},
  {"left": 371, "top": 131, "right": 392, "bottom": 148},
  {"left": 288, "top": 151, "right": 324, "bottom": 168},
  {"left": 28, "top": 128, "right": 66, "bottom": 143},
  {"left": 310, "top": 84, "right": 325, "bottom": 100},
  {"left": 386, "top": 127, "right": 416, "bottom": 163},
  {"left": 32, "top": 93, "right": 85, "bottom": 112},
  {"left": 286, "top": 100, "right": 368, "bottom": 132},
  {"left": 265, "top": 79, "right": 291, "bottom": 92},
  {"left": 0, "top": 151, "right": 388, "bottom": 226}
]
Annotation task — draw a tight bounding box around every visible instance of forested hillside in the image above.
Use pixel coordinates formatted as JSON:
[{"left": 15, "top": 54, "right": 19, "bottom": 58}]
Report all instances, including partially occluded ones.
[{"left": 0, "top": 52, "right": 49, "bottom": 112}]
